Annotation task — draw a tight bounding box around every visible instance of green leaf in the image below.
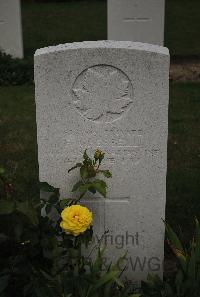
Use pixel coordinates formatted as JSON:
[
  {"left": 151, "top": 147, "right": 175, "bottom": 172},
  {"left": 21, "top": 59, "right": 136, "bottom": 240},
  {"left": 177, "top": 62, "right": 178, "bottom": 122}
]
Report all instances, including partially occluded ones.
[
  {"left": 16, "top": 202, "right": 39, "bottom": 225},
  {"left": 164, "top": 221, "right": 185, "bottom": 253},
  {"left": 80, "top": 166, "right": 89, "bottom": 179},
  {"left": 0, "top": 200, "right": 15, "bottom": 215},
  {"left": 91, "top": 248, "right": 104, "bottom": 273},
  {"left": 187, "top": 247, "right": 196, "bottom": 280},
  {"left": 83, "top": 150, "right": 92, "bottom": 165},
  {"left": 195, "top": 218, "right": 200, "bottom": 262},
  {"left": 40, "top": 182, "right": 58, "bottom": 193},
  {"left": 79, "top": 183, "right": 92, "bottom": 195},
  {"left": 0, "top": 274, "right": 10, "bottom": 293},
  {"left": 195, "top": 218, "right": 200, "bottom": 241},
  {"left": 175, "top": 250, "right": 187, "bottom": 273},
  {"left": 72, "top": 180, "right": 83, "bottom": 192},
  {"left": 0, "top": 167, "right": 5, "bottom": 176},
  {"left": 68, "top": 163, "right": 82, "bottom": 173},
  {"left": 175, "top": 269, "right": 184, "bottom": 292},
  {"left": 88, "top": 186, "right": 96, "bottom": 194},
  {"left": 164, "top": 283, "right": 174, "bottom": 297},
  {"left": 60, "top": 198, "right": 75, "bottom": 208},
  {"left": 45, "top": 204, "right": 52, "bottom": 214},
  {"left": 83, "top": 149, "right": 89, "bottom": 160},
  {"left": 164, "top": 221, "right": 187, "bottom": 272},
  {"left": 113, "top": 276, "right": 124, "bottom": 288},
  {"left": 48, "top": 194, "right": 59, "bottom": 204},
  {"left": 112, "top": 252, "right": 127, "bottom": 272},
  {"left": 100, "top": 170, "right": 112, "bottom": 178},
  {"left": 92, "top": 179, "right": 107, "bottom": 197},
  {"left": 93, "top": 270, "right": 119, "bottom": 290},
  {"left": 146, "top": 274, "right": 163, "bottom": 286}
]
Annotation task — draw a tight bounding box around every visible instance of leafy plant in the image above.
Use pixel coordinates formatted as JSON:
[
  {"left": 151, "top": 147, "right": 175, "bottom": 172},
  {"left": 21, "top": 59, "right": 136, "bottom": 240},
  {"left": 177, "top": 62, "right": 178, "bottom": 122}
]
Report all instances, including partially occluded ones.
[
  {"left": 0, "top": 166, "right": 62, "bottom": 297},
  {"left": 2, "top": 149, "right": 199, "bottom": 296},
  {"left": 0, "top": 51, "right": 33, "bottom": 86},
  {"left": 0, "top": 150, "right": 133, "bottom": 297},
  {"left": 141, "top": 219, "right": 200, "bottom": 297}
]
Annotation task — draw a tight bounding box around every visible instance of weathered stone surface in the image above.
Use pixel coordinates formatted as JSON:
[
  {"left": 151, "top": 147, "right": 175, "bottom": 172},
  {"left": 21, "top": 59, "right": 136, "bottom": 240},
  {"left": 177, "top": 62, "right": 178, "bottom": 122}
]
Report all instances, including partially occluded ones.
[
  {"left": 0, "top": 0, "right": 23, "bottom": 58},
  {"left": 108, "top": 0, "right": 165, "bottom": 46},
  {"left": 34, "top": 41, "right": 169, "bottom": 281}
]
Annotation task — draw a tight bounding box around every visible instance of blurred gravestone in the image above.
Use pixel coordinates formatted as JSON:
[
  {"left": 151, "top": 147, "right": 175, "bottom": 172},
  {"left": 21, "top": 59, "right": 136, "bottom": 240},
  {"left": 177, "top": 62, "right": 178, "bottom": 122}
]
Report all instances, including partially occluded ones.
[
  {"left": 34, "top": 41, "right": 169, "bottom": 281},
  {"left": 0, "top": 0, "right": 23, "bottom": 58},
  {"left": 108, "top": 0, "right": 165, "bottom": 46}
]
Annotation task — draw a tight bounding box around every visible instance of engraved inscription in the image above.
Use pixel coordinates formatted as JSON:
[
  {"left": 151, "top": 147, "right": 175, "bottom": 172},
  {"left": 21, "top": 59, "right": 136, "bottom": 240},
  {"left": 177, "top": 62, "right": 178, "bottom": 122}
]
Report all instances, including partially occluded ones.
[
  {"left": 64, "top": 128, "right": 143, "bottom": 147},
  {"left": 82, "top": 197, "right": 130, "bottom": 203},
  {"left": 72, "top": 65, "right": 133, "bottom": 123},
  {"left": 123, "top": 18, "right": 151, "bottom": 22},
  {"left": 64, "top": 146, "right": 143, "bottom": 168},
  {"left": 104, "top": 146, "right": 144, "bottom": 167}
]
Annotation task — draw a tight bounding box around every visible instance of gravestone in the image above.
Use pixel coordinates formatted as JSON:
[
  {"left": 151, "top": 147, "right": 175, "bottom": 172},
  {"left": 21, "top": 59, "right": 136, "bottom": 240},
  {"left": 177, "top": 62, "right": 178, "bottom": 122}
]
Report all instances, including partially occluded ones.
[
  {"left": 34, "top": 41, "right": 169, "bottom": 281},
  {"left": 108, "top": 0, "right": 165, "bottom": 46},
  {"left": 0, "top": 0, "right": 23, "bottom": 58}
]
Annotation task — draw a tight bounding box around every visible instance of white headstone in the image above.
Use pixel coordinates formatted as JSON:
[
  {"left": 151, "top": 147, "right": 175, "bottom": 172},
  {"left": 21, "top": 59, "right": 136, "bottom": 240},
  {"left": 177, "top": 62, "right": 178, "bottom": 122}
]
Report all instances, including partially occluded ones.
[
  {"left": 0, "top": 0, "right": 23, "bottom": 58},
  {"left": 108, "top": 0, "right": 165, "bottom": 46},
  {"left": 34, "top": 41, "right": 169, "bottom": 281}
]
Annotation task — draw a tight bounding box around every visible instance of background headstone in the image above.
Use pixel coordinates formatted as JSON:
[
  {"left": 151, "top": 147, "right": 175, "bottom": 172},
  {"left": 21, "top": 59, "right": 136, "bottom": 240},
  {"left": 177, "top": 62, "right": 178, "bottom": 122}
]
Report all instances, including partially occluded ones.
[
  {"left": 108, "top": 0, "right": 165, "bottom": 46},
  {"left": 0, "top": 0, "right": 23, "bottom": 58},
  {"left": 34, "top": 41, "right": 169, "bottom": 281}
]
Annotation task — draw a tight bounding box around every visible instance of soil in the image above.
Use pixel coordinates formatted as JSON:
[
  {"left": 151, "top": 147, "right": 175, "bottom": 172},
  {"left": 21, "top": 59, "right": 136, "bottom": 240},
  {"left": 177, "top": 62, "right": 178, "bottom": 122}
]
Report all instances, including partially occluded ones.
[{"left": 170, "top": 59, "right": 200, "bottom": 82}]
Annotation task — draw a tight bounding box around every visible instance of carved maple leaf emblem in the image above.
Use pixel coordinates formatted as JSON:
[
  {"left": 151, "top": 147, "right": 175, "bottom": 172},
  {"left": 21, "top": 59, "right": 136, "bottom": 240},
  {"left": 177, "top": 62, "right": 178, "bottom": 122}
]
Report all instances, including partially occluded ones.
[{"left": 72, "top": 66, "right": 133, "bottom": 122}]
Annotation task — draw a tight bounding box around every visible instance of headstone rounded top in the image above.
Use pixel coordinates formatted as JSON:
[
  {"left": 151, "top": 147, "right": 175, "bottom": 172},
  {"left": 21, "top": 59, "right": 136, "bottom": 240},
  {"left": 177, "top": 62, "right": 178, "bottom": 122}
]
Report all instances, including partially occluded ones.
[{"left": 34, "top": 40, "right": 169, "bottom": 57}]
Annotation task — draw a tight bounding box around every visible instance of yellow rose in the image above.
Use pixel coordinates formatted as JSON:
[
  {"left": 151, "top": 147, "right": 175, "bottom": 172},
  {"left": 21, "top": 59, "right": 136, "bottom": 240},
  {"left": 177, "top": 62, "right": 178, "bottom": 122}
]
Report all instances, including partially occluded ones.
[
  {"left": 60, "top": 205, "right": 93, "bottom": 236},
  {"left": 94, "top": 149, "right": 104, "bottom": 160}
]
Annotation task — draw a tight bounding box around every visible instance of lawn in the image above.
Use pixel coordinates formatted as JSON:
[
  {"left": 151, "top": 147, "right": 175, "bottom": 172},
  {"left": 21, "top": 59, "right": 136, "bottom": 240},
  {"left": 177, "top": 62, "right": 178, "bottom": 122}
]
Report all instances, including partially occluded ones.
[
  {"left": 167, "top": 82, "right": 200, "bottom": 239},
  {"left": 0, "top": 83, "right": 199, "bottom": 238},
  {"left": 21, "top": 0, "right": 200, "bottom": 58},
  {"left": 165, "top": 0, "right": 200, "bottom": 56},
  {"left": 22, "top": 1, "right": 107, "bottom": 58},
  {"left": 0, "top": 86, "right": 38, "bottom": 201}
]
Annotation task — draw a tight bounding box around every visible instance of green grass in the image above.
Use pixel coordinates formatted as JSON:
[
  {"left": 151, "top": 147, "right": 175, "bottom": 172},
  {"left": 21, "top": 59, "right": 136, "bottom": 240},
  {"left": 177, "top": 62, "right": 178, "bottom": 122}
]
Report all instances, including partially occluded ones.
[
  {"left": 21, "top": 0, "right": 200, "bottom": 58},
  {"left": 165, "top": 0, "right": 200, "bottom": 56},
  {"left": 0, "top": 86, "right": 39, "bottom": 201},
  {"left": 167, "top": 82, "right": 200, "bottom": 239},
  {"left": 0, "top": 83, "right": 199, "bottom": 237},
  {"left": 22, "top": 1, "right": 107, "bottom": 58}
]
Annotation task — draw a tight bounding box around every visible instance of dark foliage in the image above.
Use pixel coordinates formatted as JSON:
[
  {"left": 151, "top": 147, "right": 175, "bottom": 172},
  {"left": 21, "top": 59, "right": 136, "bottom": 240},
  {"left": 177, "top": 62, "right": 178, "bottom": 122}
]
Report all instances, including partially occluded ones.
[{"left": 0, "top": 52, "right": 33, "bottom": 86}]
